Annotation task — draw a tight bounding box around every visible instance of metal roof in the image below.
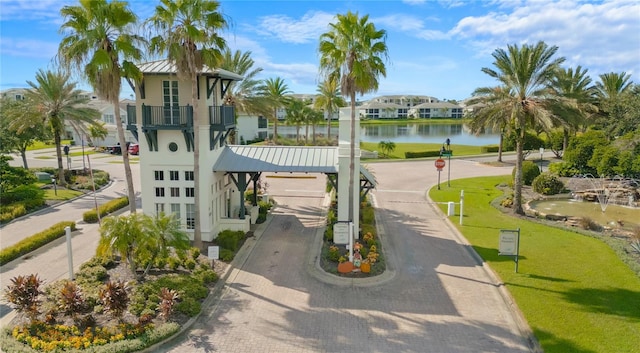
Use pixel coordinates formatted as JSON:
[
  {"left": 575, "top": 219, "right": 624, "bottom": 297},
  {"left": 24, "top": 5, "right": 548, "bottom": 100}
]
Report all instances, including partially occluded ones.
[
  {"left": 213, "top": 145, "right": 338, "bottom": 173},
  {"left": 137, "top": 60, "right": 243, "bottom": 80}
]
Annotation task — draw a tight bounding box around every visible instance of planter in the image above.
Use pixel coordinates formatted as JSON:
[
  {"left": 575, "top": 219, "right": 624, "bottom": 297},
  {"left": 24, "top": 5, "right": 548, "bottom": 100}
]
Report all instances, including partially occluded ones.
[
  {"left": 360, "top": 262, "right": 371, "bottom": 273},
  {"left": 337, "top": 261, "right": 354, "bottom": 273}
]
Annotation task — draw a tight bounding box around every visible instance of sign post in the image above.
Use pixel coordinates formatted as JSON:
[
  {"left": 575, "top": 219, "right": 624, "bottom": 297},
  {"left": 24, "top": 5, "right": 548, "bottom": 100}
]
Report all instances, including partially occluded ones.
[
  {"left": 499, "top": 228, "right": 521, "bottom": 273},
  {"left": 435, "top": 158, "right": 446, "bottom": 190}
]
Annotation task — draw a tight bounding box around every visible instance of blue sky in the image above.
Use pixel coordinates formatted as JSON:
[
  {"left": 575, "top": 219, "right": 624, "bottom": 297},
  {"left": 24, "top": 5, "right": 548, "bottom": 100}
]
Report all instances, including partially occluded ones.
[{"left": 1, "top": 0, "right": 639, "bottom": 101}]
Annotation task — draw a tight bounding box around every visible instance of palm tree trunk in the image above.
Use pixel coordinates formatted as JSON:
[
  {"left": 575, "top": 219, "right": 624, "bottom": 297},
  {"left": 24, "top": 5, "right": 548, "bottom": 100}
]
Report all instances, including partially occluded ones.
[
  {"left": 273, "top": 108, "right": 279, "bottom": 144},
  {"left": 326, "top": 110, "right": 331, "bottom": 140},
  {"left": 514, "top": 130, "right": 525, "bottom": 215},
  {"left": 54, "top": 131, "right": 65, "bottom": 186},
  {"left": 113, "top": 101, "right": 136, "bottom": 214},
  {"left": 498, "top": 133, "right": 504, "bottom": 162},
  {"left": 192, "top": 75, "right": 203, "bottom": 251},
  {"left": 563, "top": 128, "right": 569, "bottom": 153}
]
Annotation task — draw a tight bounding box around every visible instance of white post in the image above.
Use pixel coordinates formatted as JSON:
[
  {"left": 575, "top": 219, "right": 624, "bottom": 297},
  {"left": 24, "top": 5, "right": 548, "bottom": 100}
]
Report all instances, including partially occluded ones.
[
  {"left": 65, "top": 226, "right": 74, "bottom": 280},
  {"left": 459, "top": 190, "right": 464, "bottom": 225},
  {"left": 348, "top": 222, "right": 354, "bottom": 262}
]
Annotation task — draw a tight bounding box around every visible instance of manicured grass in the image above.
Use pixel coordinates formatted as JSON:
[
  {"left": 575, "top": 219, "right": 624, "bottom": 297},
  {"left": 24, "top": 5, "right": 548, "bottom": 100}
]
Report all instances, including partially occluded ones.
[
  {"left": 26, "top": 140, "right": 74, "bottom": 151},
  {"left": 429, "top": 176, "right": 640, "bottom": 353},
  {"left": 361, "top": 142, "right": 491, "bottom": 159},
  {"left": 43, "top": 188, "right": 83, "bottom": 200}
]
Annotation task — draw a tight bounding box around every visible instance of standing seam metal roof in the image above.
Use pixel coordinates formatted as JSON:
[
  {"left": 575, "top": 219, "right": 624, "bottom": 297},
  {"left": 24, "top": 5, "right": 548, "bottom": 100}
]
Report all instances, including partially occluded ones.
[{"left": 213, "top": 146, "right": 339, "bottom": 173}]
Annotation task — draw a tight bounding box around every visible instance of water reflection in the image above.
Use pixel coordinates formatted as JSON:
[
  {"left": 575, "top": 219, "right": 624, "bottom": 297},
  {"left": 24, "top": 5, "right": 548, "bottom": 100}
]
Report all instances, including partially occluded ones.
[{"left": 274, "top": 122, "right": 501, "bottom": 146}]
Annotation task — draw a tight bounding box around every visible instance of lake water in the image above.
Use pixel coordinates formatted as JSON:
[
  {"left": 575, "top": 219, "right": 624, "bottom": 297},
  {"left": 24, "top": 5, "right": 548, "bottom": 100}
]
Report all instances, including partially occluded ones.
[
  {"left": 528, "top": 199, "right": 639, "bottom": 229},
  {"left": 275, "top": 123, "right": 500, "bottom": 146}
]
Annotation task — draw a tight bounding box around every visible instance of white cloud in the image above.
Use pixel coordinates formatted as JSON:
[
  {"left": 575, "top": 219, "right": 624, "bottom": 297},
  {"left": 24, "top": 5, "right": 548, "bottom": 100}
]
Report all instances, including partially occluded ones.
[
  {"left": 0, "top": 0, "right": 71, "bottom": 22},
  {"left": 374, "top": 14, "right": 450, "bottom": 40},
  {"left": 450, "top": 0, "right": 640, "bottom": 76},
  {"left": 256, "top": 11, "right": 335, "bottom": 44},
  {"left": 0, "top": 37, "right": 59, "bottom": 59}
]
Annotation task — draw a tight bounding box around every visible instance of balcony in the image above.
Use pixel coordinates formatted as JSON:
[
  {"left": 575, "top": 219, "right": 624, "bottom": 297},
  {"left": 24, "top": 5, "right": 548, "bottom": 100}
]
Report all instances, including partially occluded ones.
[{"left": 209, "top": 105, "right": 235, "bottom": 130}]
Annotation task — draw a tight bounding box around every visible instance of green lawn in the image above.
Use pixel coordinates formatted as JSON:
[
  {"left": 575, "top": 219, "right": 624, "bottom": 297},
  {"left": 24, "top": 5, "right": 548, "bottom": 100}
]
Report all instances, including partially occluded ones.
[
  {"left": 429, "top": 176, "right": 640, "bottom": 353},
  {"left": 44, "top": 188, "right": 83, "bottom": 200},
  {"left": 361, "top": 142, "right": 494, "bottom": 159}
]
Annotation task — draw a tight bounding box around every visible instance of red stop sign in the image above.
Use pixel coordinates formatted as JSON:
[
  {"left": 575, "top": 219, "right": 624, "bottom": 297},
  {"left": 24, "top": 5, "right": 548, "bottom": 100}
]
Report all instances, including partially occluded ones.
[{"left": 435, "top": 158, "right": 446, "bottom": 169}]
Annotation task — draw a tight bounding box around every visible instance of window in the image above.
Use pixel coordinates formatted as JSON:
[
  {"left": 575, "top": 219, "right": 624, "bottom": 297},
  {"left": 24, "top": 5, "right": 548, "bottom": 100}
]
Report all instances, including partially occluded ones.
[
  {"left": 103, "top": 114, "right": 115, "bottom": 124},
  {"left": 258, "top": 116, "right": 267, "bottom": 128},
  {"left": 155, "top": 187, "right": 165, "bottom": 197},
  {"left": 170, "top": 187, "right": 180, "bottom": 197},
  {"left": 163, "top": 81, "right": 180, "bottom": 124},
  {"left": 170, "top": 203, "right": 181, "bottom": 220},
  {"left": 186, "top": 204, "right": 195, "bottom": 230},
  {"left": 155, "top": 203, "right": 164, "bottom": 215},
  {"left": 184, "top": 171, "right": 194, "bottom": 181},
  {"left": 365, "top": 108, "right": 379, "bottom": 119},
  {"left": 170, "top": 170, "right": 179, "bottom": 181},
  {"left": 419, "top": 108, "right": 431, "bottom": 118},
  {"left": 155, "top": 170, "right": 164, "bottom": 181},
  {"left": 398, "top": 108, "right": 408, "bottom": 118},
  {"left": 186, "top": 187, "right": 195, "bottom": 197}
]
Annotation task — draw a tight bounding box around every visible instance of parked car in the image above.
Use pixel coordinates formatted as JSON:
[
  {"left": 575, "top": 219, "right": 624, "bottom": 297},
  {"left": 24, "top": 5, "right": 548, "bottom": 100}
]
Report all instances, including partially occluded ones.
[
  {"left": 128, "top": 143, "right": 139, "bottom": 155},
  {"left": 106, "top": 145, "right": 122, "bottom": 154}
]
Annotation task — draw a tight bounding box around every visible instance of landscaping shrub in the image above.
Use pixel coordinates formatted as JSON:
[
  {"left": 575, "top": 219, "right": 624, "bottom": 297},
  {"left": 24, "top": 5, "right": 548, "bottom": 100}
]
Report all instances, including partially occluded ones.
[
  {"left": 513, "top": 160, "right": 541, "bottom": 186},
  {"left": 0, "top": 185, "right": 45, "bottom": 205},
  {"left": 0, "top": 221, "right": 76, "bottom": 266},
  {"left": 215, "top": 230, "right": 245, "bottom": 252},
  {"left": 219, "top": 249, "right": 235, "bottom": 262},
  {"left": 83, "top": 197, "right": 129, "bottom": 223},
  {"left": 532, "top": 173, "right": 566, "bottom": 195},
  {"left": 548, "top": 161, "right": 580, "bottom": 177},
  {"left": 405, "top": 150, "right": 442, "bottom": 158},
  {"left": 480, "top": 145, "right": 500, "bottom": 153}
]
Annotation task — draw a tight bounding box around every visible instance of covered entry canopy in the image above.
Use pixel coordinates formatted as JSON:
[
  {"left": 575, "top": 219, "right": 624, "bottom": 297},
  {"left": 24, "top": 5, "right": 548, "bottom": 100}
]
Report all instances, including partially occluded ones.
[{"left": 213, "top": 145, "right": 376, "bottom": 219}]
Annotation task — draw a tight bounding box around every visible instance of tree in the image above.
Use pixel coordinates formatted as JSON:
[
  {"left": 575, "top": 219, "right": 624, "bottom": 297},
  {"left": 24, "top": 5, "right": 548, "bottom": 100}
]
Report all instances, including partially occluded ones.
[
  {"left": 219, "top": 49, "right": 264, "bottom": 116},
  {"left": 594, "top": 72, "right": 637, "bottom": 138},
  {"left": 284, "top": 98, "right": 306, "bottom": 143},
  {"left": 319, "top": 11, "right": 389, "bottom": 224},
  {"left": 24, "top": 70, "right": 101, "bottom": 185},
  {"left": 467, "top": 86, "right": 515, "bottom": 162},
  {"left": 258, "top": 77, "right": 291, "bottom": 144},
  {"left": 307, "top": 108, "right": 324, "bottom": 144},
  {"left": 314, "top": 77, "right": 345, "bottom": 140},
  {"left": 59, "top": 0, "right": 143, "bottom": 213},
  {"left": 378, "top": 140, "right": 396, "bottom": 158},
  {"left": 479, "top": 41, "right": 566, "bottom": 214},
  {"left": 0, "top": 97, "right": 49, "bottom": 168},
  {"left": 547, "top": 66, "right": 597, "bottom": 150},
  {"left": 148, "top": 0, "right": 228, "bottom": 250}
]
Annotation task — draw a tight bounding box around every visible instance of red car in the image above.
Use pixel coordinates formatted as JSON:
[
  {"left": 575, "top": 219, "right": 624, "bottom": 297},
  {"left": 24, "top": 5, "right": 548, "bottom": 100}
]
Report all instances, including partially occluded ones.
[{"left": 128, "top": 143, "right": 139, "bottom": 155}]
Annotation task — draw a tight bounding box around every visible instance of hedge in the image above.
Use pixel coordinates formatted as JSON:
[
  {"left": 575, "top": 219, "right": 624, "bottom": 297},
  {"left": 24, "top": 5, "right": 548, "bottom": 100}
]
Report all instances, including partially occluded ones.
[
  {"left": 0, "top": 221, "right": 76, "bottom": 266},
  {"left": 480, "top": 145, "right": 500, "bottom": 153},
  {"left": 404, "top": 150, "right": 443, "bottom": 158},
  {"left": 83, "top": 197, "right": 129, "bottom": 223}
]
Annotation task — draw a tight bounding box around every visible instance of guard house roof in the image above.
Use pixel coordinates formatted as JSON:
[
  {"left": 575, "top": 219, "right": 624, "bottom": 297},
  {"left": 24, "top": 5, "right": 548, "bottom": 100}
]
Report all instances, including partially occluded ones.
[
  {"left": 137, "top": 59, "right": 244, "bottom": 80},
  {"left": 213, "top": 145, "right": 376, "bottom": 187}
]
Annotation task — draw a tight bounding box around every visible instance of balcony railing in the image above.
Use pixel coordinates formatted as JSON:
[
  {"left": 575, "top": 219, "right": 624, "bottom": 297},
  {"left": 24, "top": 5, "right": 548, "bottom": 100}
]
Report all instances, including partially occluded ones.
[
  {"left": 126, "top": 104, "right": 137, "bottom": 125},
  {"left": 142, "top": 105, "right": 193, "bottom": 127},
  {"left": 209, "top": 105, "right": 235, "bottom": 128}
]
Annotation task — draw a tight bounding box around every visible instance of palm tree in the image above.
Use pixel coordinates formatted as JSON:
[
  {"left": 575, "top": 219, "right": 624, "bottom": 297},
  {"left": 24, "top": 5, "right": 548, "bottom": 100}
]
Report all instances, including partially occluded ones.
[
  {"left": 467, "top": 86, "right": 515, "bottom": 162},
  {"left": 319, "top": 11, "right": 389, "bottom": 224},
  {"left": 258, "top": 77, "right": 291, "bottom": 144},
  {"left": 148, "top": 0, "right": 228, "bottom": 250},
  {"left": 479, "top": 41, "right": 566, "bottom": 215},
  {"left": 219, "top": 49, "right": 264, "bottom": 115},
  {"left": 547, "top": 66, "right": 597, "bottom": 150},
  {"left": 24, "top": 70, "right": 101, "bottom": 185},
  {"left": 284, "top": 98, "right": 306, "bottom": 143},
  {"left": 595, "top": 72, "right": 632, "bottom": 100},
  {"left": 307, "top": 107, "right": 324, "bottom": 144},
  {"left": 58, "top": 0, "right": 143, "bottom": 213},
  {"left": 314, "top": 77, "right": 345, "bottom": 140},
  {"left": 378, "top": 140, "right": 396, "bottom": 158}
]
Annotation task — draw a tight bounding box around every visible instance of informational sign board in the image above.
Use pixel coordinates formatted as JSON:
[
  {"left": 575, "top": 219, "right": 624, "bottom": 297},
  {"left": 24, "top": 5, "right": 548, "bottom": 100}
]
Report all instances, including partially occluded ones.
[
  {"left": 499, "top": 230, "right": 519, "bottom": 255},
  {"left": 208, "top": 246, "right": 220, "bottom": 260},
  {"left": 333, "top": 222, "right": 350, "bottom": 244}
]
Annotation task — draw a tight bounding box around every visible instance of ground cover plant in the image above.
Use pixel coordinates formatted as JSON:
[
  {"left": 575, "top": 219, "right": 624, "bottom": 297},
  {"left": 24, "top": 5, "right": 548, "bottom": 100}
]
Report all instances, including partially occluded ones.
[{"left": 429, "top": 175, "right": 640, "bottom": 353}]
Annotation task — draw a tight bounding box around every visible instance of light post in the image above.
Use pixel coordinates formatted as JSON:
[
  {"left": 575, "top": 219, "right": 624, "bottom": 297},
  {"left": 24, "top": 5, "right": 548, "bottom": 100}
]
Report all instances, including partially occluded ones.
[
  {"left": 51, "top": 177, "right": 57, "bottom": 196},
  {"left": 539, "top": 147, "right": 544, "bottom": 172},
  {"left": 440, "top": 138, "right": 452, "bottom": 187}
]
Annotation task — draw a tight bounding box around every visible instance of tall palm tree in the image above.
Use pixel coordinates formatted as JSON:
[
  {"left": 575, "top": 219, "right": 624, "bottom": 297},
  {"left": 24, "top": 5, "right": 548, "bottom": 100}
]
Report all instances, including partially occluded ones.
[
  {"left": 314, "top": 77, "right": 345, "bottom": 140},
  {"left": 58, "top": 0, "right": 143, "bottom": 213},
  {"left": 148, "top": 0, "right": 228, "bottom": 250},
  {"left": 219, "top": 49, "right": 264, "bottom": 114},
  {"left": 258, "top": 77, "right": 291, "bottom": 144},
  {"left": 467, "top": 86, "right": 515, "bottom": 162},
  {"left": 547, "top": 66, "right": 597, "bottom": 150},
  {"left": 25, "top": 69, "right": 101, "bottom": 185},
  {"left": 307, "top": 107, "right": 324, "bottom": 144},
  {"left": 595, "top": 72, "right": 632, "bottom": 100},
  {"left": 319, "top": 11, "right": 389, "bottom": 223},
  {"left": 479, "top": 41, "right": 565, "bottom": 215},
  {"left": 593, "top": 72, "right": 634, "bottom": 138}
]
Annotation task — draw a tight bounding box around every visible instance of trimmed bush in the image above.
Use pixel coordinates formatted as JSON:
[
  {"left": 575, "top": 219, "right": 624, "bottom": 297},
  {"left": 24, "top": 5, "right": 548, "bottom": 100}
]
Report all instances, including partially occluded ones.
[
  {"left": 548, "top": 161, "right": 580, "bottom": 177},
  {"left": 215, "top": 230, "right": 245, "bottom": 252},
  {"left": 0, "top": 221, "right": 76, "bottom": 265},
  {"left": 405, "top": 150, "right": 442, "bottom": 159},
  {"left": 83, "top": 197, "right": 129, "bottom": 223},
  {"left": 532, "top": 173, "right": 566, "bottom": 195},
  {"left": 480, "top": 145, "right": 500, "bottom": 153},
  {"left": 513, "top": 160, "right": 541, "bottom": 186}
]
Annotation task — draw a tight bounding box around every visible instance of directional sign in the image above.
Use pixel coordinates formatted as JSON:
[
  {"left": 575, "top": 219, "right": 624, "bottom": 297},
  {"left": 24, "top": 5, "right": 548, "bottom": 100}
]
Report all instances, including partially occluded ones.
[{"left": 435, "top": 158, "right": 446, "bottom": 170}]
